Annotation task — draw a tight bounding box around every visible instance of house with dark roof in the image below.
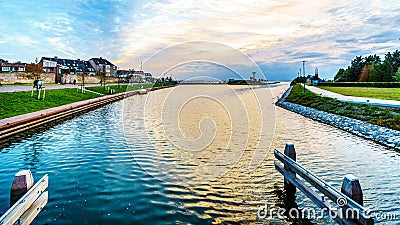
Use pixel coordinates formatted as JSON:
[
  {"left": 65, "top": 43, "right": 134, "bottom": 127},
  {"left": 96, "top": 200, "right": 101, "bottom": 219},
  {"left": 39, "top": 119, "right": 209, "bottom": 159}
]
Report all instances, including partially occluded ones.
[
  {"left": 56, "top": 58, "right": 96, "bottom": 75},
  {"left": 39, "top": 57, "right": 58, "bottom": 73},
  {"left": 39, "top": 57, "right": 96, "bottom": 75},
  {"left": 144, "top": 73, "right": 153, "bottom": 82},
  {"left": 1, "top": 61, "right": 26, "bottom": 72},
  {"left": 89, "top": 57, "right": 117, "bottom": 77},
  {"left": 0, "top": 59, "right": 6, "bottom": 67},
  {"left": 117, "top": 69, "right": 133, "bottom": 78}
]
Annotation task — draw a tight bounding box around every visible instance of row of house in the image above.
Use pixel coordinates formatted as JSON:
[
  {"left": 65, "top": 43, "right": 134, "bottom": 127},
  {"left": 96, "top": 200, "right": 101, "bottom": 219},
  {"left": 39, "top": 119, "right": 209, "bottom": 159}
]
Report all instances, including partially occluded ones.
[
  {"left": 0, "top": 56, "right": 118, "bottom": 77},
  {"left": 116, "top": 69, "right": 153, "bottom": 83},
  {"left": 39, "top": 56, "right": 117, "bottom": 77},
  {"left": 1, "top": 56, "right": 154, "bottom": 83},
  {"left": 0, "top": 59, "right": 26, "bottom": 72}
]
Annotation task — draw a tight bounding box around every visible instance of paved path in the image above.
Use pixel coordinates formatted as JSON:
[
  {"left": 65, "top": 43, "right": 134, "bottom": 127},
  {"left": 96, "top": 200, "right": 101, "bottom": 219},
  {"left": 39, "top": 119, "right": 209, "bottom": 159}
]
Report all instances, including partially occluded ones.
[{"left": 305, "top": 85, "right": 400, "bottom": 108}]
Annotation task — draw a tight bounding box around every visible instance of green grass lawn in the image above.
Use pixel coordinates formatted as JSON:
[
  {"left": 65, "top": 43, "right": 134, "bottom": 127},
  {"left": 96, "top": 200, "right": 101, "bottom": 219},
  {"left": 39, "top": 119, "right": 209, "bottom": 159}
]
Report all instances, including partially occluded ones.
[
  {"left": 86, "top": 82, "right": 176, "bottom": 95},
  {"left": 286, "top": 84, "right": 400, "bottom": 130},
  {"left": 86, "top": 84, "right": 153, "bottom": 95},
  {"left": 0, "top": 82, "right": 176, "bottom": 120},
  {"left": 0, "top": 89, "right": 100, "bottom": 119},
  {"left": 318, "top": 86, "right": 400, "bottom": 101}
]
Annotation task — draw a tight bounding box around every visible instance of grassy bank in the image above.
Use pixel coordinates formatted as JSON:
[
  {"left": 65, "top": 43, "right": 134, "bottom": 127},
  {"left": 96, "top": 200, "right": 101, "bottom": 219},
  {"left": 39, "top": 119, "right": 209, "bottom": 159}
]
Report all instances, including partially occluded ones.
[
  {"left": 286, "top": 84, "right": 400, "bottom": 130},
  {"left": 86, "top": 84, "right": 152, "bottom": 95},
  {"left": 0, "top": 83, "right": 177, "bottom": 120},
  {"left": 86, "top": 82, "right": 175, "bottom": 95},
  {"left": 0, "top": 89, "right": 100, "bottom": 119},
  {"left": 317, "top": 82, "right": 400, "bottom": 88},
  {"left": 318, "top": 86, "right": 400, "bottom": 101}
]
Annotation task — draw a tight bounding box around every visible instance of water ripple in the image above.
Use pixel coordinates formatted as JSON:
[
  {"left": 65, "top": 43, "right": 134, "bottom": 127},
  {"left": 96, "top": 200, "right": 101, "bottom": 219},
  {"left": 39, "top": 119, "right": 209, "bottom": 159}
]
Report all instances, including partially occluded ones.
[{"left": 0, "top": 86, "right": 399, "bottom": 224}]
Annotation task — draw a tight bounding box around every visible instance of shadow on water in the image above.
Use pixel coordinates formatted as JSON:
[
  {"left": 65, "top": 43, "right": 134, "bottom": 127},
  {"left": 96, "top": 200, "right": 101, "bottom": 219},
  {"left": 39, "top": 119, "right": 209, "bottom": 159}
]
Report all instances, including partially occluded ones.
[
  {"left": 272, "top": 183, "right": 316, "bottom": 225},
  {"left": 0, "top": 108, "right": 99, "bottom": 150},
  {"left": 3, "top": 85, "right": 400, "bottom": 224},
  {"left": 20, "top": 137, "right": 43, "bottom": 171}
]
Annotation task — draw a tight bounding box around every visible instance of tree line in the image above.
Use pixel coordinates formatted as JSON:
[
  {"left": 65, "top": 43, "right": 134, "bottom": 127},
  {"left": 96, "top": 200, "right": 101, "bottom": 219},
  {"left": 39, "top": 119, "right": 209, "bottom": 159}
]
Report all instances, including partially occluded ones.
[{"left": 334, "top": 50, "right": 400, "bottom": 82}]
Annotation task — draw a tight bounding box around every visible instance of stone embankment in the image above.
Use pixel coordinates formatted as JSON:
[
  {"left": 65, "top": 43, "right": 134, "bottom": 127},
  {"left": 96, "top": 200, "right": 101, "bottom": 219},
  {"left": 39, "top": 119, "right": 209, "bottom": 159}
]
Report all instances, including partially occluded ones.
[
  {"left": 0, "top": 85, "right": 173, "bottom": 144},
  {"left": 0, "top": 72, "right": 119, "bottom": 84},
  {"left": 276, "top": 86, "right": 400, "bottom": 150}
]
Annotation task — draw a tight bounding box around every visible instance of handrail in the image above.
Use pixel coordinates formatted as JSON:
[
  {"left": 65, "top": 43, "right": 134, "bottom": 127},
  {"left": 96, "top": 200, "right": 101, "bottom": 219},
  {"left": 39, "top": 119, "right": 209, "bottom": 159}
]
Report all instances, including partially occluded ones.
[
  {"left": 274, "top": 143, "right": 374, "bottom": 225},
  {"left": 0, "top": 171, "right": 48, "bottom": 225},
  {"left": 275, "top": 150, "right": 365, "bottom": 212}
]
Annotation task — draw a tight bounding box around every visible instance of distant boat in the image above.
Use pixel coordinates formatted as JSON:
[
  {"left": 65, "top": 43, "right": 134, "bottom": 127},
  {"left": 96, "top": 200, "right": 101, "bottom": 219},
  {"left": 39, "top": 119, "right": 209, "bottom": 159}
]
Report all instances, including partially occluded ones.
[{"left": 138, "top": 89, "right": 147, "bottom": 95}]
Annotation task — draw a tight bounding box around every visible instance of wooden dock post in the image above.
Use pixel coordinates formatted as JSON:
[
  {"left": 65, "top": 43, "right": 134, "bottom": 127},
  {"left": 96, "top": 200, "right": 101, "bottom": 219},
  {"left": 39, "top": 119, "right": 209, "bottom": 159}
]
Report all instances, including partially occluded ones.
[
  {"left": 10, "top": 170, "right": 34, "bottom": 207},
  {"left": 274, "top": 144, "right": 373, "bottom": 224},
  {"left": 284, "top": 143, "right": 296, "bottom": 196},
  {"left": 284, "top": 143, "right": 296, "bottom": 166},
  {"left": 1, "top": 171, "right": 48, "bottom": 225},
  {"left": 341, "top": 174, "right": 363, "bottom": 206}
]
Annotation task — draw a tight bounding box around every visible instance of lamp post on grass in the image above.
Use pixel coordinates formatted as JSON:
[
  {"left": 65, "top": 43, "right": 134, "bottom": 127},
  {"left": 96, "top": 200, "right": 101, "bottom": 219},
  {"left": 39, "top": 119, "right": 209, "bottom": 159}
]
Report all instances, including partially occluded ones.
[
  {"left": 79, "top": 59, "right": 86, "bottom": 93},
  {"left": 302, "top": 61, "right": 306, "bottom": 93},
  {"left": 117, "top": 67, "right": 121, "bottom": 89},
  {"left": 299, "top": 68, "right": 302, "bottom": 83}
]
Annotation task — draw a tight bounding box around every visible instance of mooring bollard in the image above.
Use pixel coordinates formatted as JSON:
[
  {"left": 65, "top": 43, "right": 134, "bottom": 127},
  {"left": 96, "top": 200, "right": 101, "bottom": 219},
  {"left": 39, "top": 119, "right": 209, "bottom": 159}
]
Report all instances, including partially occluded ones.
[
  {"left": 284, "top": 143, "right": 296, "bottom": 196},
  {"left": 1, "top": 170, "right": 49, "bottom": 225},
  {"left": 284, "top": 143, "right": 296, "bottom": 167},
  {"left": 10, "top": 170, "right": 34, "bottom": 207},
  {"left": 274, "top": 144, "right": 373, "bottom": 224},
  {"left": 341, "top": 174, "right": 363, "bottom": 206}
]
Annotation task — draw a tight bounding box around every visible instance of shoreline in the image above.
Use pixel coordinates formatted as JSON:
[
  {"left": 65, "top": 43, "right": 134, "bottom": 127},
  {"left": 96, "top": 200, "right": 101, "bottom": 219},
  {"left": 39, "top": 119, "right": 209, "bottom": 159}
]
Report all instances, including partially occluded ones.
[
  {"left": 0, "top": 85, "right": 175, "bottom": 145},
  {"left": 276, "top": 86, "right": 400, "bottom": 150}
]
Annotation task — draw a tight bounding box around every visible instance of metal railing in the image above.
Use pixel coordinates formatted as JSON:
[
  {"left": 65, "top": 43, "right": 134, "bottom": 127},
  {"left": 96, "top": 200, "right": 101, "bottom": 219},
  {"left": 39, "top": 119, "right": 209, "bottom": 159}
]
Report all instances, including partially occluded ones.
[
  {"left": 274, "top": 143, "right": 374, "bottom": 225},
  {"left": 0, "top": 170, "right": 48, "bottom": 225}
]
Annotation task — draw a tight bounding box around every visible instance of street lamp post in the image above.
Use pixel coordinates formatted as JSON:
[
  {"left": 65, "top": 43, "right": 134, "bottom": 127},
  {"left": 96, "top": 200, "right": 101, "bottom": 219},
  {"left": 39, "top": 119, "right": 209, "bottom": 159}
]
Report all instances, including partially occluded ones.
[
  {"left": 117, "top": 67, "right": 121, "bottom": 88},
  {"left": 299, "top": 68, "right": 302, "bottom": 81},
  {"left": 80, "top": 59, "right": 85, "bottom": 93},
  {"left": 83, "top": 62, "right": 85, "bottom": 89},
  {"left": 302, "top": 61, "right": 306, "bottom": 93}
]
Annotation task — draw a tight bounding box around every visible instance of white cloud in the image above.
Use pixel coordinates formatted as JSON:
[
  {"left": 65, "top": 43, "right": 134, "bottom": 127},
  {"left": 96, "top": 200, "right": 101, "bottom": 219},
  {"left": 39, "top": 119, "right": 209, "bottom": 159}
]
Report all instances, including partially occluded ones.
[
  {"left": 33, "top": 14, "right": 74, "bottom": 36},
  {"left": 14, "top": 36, "right": 38, "bottom": 46},
  {"left": 115, "top": 0, "right": 400, "bottom": 79},
  {"left": 46, "top": 37, "right": 78, "bottom": 57},
  {"left": 1, "top": 0, "right": 400, "bottom": 80}
]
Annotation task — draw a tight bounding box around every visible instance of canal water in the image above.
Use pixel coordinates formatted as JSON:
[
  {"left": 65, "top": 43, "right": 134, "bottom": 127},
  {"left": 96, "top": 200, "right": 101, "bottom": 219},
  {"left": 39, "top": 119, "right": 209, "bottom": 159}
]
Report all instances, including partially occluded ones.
[{"left": 0, "top": 84, "right": 399, "bottom": 224}]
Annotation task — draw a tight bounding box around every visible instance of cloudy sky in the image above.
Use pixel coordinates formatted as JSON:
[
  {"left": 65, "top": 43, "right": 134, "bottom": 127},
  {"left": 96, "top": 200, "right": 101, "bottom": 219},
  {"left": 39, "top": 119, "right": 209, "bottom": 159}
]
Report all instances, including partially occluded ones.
[{"left": 1, "top": 0, "right": 400, "bottom": 81}]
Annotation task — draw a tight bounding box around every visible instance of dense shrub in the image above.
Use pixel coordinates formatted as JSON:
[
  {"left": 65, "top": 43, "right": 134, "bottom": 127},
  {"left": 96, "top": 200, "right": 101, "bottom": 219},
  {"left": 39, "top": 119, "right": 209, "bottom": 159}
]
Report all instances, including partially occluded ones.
[
  {"left": 285, "top": 84, "right": 400, "bottom": 130},
  {"left": 317, "top": 82, "right": 400, "bottom": 88}
]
